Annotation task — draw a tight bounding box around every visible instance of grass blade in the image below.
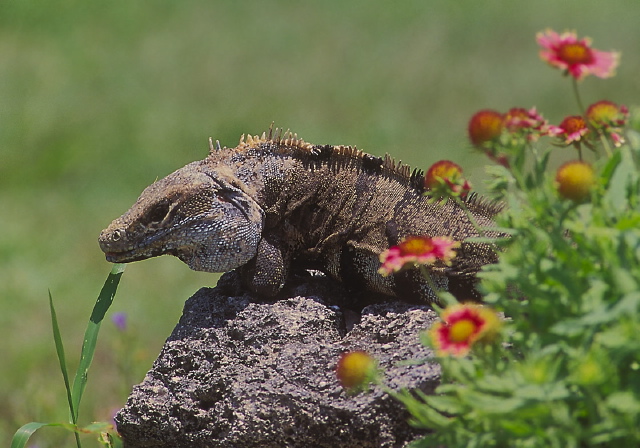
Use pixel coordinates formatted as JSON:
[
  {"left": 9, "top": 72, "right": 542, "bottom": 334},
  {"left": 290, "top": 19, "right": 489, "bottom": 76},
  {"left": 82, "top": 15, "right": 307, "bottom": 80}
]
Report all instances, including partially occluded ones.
[
  {"left": 49, "top": 291, "right": 77, "bottom": 423},
  {"left": 71, "top": 264, "right": 126, "bottom": 421},
  {"left": 12, "top": 421, "right": 118, "bottom": 448},
  {"left": 11, "top": 422, "right": 52, "bottom": 448}
]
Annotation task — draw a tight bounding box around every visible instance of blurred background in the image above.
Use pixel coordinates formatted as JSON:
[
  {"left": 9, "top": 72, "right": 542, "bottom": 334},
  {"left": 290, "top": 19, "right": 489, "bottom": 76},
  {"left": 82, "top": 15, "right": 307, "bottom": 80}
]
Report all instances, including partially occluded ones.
[{"left": 1, "top": 0, "right": 638, "bottom": 445}]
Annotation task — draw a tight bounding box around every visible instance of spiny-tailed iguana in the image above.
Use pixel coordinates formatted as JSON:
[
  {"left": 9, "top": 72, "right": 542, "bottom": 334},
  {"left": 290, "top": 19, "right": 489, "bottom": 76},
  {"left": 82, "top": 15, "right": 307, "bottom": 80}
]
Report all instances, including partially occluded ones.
[{"left": 99, "top": 127, "right": 503, "bottom": 304}]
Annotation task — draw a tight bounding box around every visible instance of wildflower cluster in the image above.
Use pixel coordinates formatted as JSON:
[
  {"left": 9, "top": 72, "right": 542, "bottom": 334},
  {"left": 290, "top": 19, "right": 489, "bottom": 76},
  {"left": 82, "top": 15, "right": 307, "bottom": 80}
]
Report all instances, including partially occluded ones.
[
  {"left": 338, "top": 29, "right": 640, "bottom": 448},
  {"left": 464, "top": 31, "right": 627, "bottom": 185},
  {"left": 397, "top": 29, "right": 639, "bottom": 448}
]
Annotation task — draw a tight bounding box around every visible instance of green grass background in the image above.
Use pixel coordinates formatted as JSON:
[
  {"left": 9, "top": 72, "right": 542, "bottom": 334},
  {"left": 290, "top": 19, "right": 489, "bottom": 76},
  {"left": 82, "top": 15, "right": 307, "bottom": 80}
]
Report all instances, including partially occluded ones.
[{"left": 1, "top": 1, "right": 638, "bottom": 446}]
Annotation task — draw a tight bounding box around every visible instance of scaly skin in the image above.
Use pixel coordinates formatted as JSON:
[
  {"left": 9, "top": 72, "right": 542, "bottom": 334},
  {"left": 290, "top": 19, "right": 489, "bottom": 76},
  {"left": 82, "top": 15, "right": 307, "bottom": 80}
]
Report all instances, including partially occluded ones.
[{"left": 99, "top": 128, "right": 503, "bottom": 304}]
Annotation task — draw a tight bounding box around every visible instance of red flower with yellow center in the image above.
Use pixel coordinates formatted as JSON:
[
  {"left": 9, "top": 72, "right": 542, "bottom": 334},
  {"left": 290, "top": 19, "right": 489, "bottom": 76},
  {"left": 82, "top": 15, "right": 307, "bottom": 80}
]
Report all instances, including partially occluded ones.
[
  {"left": 468, "top": 109, "right": 504, "bottom": 147},
  {"left": 425, "top": 160, "right": 463, "bottom": 188},
  {"left": 586, "top": 100, "right": 629, "bottom": 147},
  {"left": 557, "top": 115, "right": 590, "bottom": 144},
  {"left": 429, "top": 304, "right": 501, "bottom": 357},
  {"left": 557, "top": 42, "right": 593, "bottom": 65},
  {"left": 424, "top": 160, "right": 472, "bottom": 198},
  {"left": 587, "top": 100, "right": 620, "bottom": 125},
  {"left": 556, "top": 160, "right": 595, "bottom": 202},
  {"left": 536, "top": 29, "right": 619, "bottom": 80},
  {"left": 587, "top": 100, "right": 629, "bottom": 128},
  {"left": 378, "top": 236, "right": 460, "bottom": 276}
]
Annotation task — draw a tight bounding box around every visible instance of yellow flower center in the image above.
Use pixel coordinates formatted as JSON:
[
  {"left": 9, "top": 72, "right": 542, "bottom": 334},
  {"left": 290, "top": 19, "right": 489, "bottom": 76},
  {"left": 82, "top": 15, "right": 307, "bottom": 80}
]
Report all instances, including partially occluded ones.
[
  {"left": 506, "top": 108, "right": 528, "bottom": 121},
  {"left": 449, "top": 319, "right": 477, "bottom": 343},
  {"left": 558, "top": 43, "right": 593, "bottom": 64},
  {"left": 587, "top": 101, "right": 619, "bottom": 125},
  {"left": 399, "top": 237, "right": 433, "bottom": 256},
  {"left": 425, "top": 160, "right": 464, "bottom": 189},
  {"left": 432, "top": 163, "right": 461, "bottom": 180}
]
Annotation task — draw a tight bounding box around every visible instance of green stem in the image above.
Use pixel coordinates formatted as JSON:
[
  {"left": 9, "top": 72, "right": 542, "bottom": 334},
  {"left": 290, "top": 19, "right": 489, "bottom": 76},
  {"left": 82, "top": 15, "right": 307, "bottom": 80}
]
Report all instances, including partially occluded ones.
[
  {"left": 418, "top": 264, "right": 445, "bottom": 304},
  {"left": 577, "top": 144, "right": 583, "bottom": 161},
  {"left": 455, "top": 197, "right": 487, "bottom": 238},
  {"left": 598, "top": 132, "right": 613, "bottom": 158},
  {"left": 572, "top": 77, "right": 586, "bottom": 116}
]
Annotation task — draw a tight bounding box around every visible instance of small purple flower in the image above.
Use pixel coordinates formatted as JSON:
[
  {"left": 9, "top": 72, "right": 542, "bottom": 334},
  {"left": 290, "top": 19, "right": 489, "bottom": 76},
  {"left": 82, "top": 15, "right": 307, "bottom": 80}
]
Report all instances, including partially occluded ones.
[{"left": 112, "top": 312, "right": 127, "bottom": 331}]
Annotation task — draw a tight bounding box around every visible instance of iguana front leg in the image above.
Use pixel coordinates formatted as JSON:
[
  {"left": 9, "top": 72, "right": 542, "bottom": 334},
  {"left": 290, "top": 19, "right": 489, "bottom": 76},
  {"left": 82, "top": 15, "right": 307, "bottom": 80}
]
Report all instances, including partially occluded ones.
[{"left": 241, "top": 233, "right": 292, "bottom": 297}]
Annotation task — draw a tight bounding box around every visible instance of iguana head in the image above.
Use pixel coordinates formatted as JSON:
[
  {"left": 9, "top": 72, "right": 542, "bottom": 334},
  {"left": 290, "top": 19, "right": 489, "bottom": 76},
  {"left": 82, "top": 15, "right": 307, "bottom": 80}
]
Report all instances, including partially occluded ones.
[{"left": 99, "top": 160, "right": 264, "bottom": 272}]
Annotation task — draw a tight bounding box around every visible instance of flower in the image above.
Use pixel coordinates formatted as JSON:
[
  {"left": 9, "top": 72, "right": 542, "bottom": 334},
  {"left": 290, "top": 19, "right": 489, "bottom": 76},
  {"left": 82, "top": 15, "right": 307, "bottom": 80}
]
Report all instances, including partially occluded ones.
[
  {"left": 557, "top": 115, "right": 590, "bottom": 145},
  {"left": 112, "top": 312, "right": 127, "bottom": 331},
  {"left": 429, "top": 303, "right": 501, "bottom": 357},
  {"left": 379, "top": 236, "right": 460, "bottom": 276},
  {"left": 536, "top": 29, "right": 620, "bottom": 80},
  {"left": 424, "top": 160, "right": 472, "bottom": 199},
  {"left": 335, "top": 351, "right": 377, "bottom": 390},
  {"left": 586, "top": 100, "right": 629, "bottom": 146},
  {"left": 468, "top": 109, "right": 504, "bottom": 146},
  {"left": 586, "top": 100, "right": 628, "bottom": 126},
  {"left": 556, "top": 160, "right": 595, "bottom": 202},
  {"left": 504, "top": 107, "right": 562, "bottom": 141}
]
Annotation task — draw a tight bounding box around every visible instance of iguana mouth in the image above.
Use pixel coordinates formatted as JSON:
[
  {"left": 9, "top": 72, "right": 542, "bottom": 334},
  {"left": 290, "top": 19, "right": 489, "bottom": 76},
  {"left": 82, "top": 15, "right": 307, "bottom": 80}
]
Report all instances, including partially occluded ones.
[
  {"left": 104, "top": 250, "right": 149, "bottom": 263},
  {"left": 104, "top": 247, "right": 173, "bottom": 263}
]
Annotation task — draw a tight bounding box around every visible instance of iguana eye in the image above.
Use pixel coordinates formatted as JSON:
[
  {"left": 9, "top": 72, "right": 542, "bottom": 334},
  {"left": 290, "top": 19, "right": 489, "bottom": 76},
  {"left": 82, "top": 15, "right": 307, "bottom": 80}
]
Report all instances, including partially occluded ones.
[{"left": 144, "top": 200, "right": 171, "bottom": 225}]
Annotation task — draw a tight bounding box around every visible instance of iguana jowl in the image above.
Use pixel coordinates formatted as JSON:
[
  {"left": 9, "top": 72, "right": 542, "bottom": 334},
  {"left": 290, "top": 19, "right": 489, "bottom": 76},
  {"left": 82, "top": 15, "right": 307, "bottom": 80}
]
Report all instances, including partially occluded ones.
[{"left": 99, "top": 127, "right": 502, "bottom": 304}]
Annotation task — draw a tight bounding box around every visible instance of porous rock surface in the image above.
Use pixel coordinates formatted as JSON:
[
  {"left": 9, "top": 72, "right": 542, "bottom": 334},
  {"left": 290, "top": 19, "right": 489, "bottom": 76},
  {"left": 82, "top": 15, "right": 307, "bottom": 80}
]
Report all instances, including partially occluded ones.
[{"left": 115, "top": 271, "right": 441, "bottom": 448}]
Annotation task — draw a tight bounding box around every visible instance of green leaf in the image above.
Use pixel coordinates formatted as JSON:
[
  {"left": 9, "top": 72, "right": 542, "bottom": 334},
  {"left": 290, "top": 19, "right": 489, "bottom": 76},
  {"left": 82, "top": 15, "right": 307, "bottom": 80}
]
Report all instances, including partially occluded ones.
[
  {"left": 600, "top": 147, "right": 622, "bottom": 190},
  {"left": 395, "top": 389, "right": 452, "bottom": 430},
  {"left": 604, "top": 145, "right": 637, "bottom": 211},
  {"left": 71, "top": 264, "right": 125, "bottom": 422},
  {"left": 606, "top": 391, "right": 640, "bottom": 414},
  {"left": 12, "top": 422, "right": 51, "bottom": 448},
  {"left": 498, "top": 419, "right": 533, "bottom": 437},
  {"left": 459, "top": 389, "right": 525, "bottom": 414},
  {"left": 424, "top": 394, "right": 466, "bottom": 415},
  {"left": 49, "top": 292, "right": 77, "bottom": 424},
  {"left": 11, "top": 422, "right": 76, "bottom": 448},
  {"left": 11, "top": 420, "right": 121, "bottom": 448}
]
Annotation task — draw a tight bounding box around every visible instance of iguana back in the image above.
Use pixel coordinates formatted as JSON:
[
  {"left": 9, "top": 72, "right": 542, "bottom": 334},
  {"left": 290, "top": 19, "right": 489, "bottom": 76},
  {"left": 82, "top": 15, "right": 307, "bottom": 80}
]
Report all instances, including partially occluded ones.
[{"left": 99, "top": 127, "right": 503, "bottom": 305}]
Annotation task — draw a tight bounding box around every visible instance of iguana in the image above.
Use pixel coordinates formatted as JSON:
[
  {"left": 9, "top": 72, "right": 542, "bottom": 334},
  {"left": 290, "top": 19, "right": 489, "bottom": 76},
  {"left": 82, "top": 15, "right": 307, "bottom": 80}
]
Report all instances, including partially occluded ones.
[{"left": 99, "top": 127, "right": 503, "bottom": 305}]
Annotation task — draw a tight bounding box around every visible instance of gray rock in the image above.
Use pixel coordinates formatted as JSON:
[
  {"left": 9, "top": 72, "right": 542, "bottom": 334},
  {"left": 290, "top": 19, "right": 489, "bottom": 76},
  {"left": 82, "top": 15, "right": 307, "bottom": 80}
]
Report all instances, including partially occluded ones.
[{"left": 115, "top": 272, "right": 441, "bottom": 448}]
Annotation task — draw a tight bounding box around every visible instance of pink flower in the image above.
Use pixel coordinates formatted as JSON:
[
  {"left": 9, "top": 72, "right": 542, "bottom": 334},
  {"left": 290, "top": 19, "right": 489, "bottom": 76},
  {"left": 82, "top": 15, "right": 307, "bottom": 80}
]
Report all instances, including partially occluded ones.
[
  {"left": 536, "top": 29, "right": 620, "bottom": 80},
  {"left": 378, "top": 236, "right": 460, "bottom": 276},
  {"left": 429, "top": 303, "right": 501, "bottom": 357}
]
